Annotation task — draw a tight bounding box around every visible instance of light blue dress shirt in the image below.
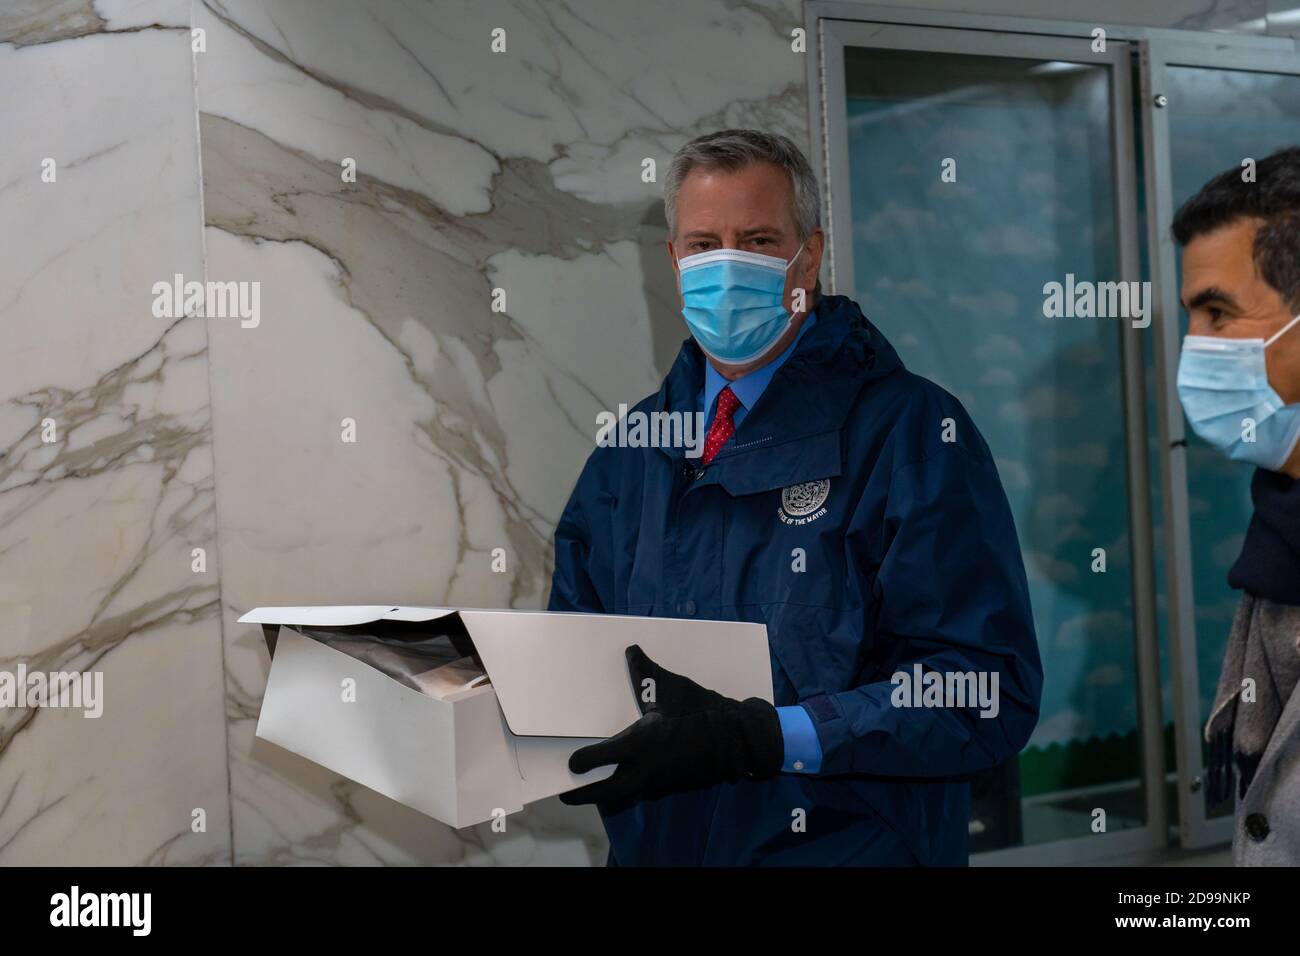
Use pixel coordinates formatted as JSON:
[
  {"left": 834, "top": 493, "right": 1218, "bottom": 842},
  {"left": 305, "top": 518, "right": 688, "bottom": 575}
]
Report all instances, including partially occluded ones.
[{"left": 696, "top": 314, "right": 823, "bottom": 775}]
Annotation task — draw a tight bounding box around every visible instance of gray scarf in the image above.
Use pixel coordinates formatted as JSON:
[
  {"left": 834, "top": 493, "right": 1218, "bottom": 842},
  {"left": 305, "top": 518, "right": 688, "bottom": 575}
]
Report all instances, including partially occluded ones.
[{"left": 1204, "top": 593, "right": 1300, "bottom": 807}]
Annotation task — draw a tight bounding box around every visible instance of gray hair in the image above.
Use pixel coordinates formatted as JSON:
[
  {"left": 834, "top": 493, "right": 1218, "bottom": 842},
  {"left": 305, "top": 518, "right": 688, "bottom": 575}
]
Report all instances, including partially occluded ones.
[{"left": 664, "top": 129, "right": 822, "bottom": 242}]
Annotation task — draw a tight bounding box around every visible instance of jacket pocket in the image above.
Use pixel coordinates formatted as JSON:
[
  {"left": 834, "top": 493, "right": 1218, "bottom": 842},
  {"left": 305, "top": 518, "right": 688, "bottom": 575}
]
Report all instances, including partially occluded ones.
[{"left": 757, "top": 602, "right": 870, "bottom": 700}]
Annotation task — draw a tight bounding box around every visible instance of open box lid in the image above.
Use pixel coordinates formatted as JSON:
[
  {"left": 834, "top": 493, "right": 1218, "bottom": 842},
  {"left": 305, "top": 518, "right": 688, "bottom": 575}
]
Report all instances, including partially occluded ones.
[
  {"left": 240, "top": 605, "right": 773, "bottom": 739},
  {"left": 240, "top": 605, "right": 459, "bottom": 627}
]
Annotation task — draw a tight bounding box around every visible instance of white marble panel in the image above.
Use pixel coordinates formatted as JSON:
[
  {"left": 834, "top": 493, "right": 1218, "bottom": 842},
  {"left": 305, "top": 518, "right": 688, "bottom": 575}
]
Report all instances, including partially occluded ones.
[
  {"left": 194, "top": 0, "right": 806, "bottom": 864},
  {"left": 0, "top": 2, "right": 229, "bottom": 865}
]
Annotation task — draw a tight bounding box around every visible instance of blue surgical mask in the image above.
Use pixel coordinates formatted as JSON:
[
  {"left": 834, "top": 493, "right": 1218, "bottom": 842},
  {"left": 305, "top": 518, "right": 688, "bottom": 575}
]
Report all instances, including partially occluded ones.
[
  {"left": 1176, "top": 312, "right": 1300, "bottom": 470},
  {"left": 677, "top": 242, "right": 806, "bottom": 365}
]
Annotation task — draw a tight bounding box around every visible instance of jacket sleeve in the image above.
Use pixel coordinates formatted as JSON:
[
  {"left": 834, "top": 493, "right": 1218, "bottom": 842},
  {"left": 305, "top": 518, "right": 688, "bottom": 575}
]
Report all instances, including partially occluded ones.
[
  {"left": 546, "top": 452, "right": 611, "bottom": 614},
  {"left": 802, "top": 443, "right": 1043, "bottom": 778}
]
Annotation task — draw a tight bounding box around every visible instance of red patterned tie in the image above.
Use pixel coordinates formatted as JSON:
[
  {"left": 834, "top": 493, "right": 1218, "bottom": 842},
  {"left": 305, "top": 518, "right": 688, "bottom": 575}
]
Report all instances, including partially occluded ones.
[{"left": 702, "top": 386, "right": 741, "bottom": 465}]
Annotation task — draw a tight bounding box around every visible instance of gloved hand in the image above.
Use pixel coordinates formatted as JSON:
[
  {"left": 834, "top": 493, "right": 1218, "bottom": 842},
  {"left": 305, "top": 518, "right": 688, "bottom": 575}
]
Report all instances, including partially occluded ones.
[{"left": 559, "top": 644, "right": 783, "bottom": 812}]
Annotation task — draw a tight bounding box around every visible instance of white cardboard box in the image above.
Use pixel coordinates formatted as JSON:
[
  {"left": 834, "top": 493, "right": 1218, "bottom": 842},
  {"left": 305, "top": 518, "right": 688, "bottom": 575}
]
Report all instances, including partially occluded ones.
[{"left": 241, "top": 606, "right": 773, "bottom": 828}]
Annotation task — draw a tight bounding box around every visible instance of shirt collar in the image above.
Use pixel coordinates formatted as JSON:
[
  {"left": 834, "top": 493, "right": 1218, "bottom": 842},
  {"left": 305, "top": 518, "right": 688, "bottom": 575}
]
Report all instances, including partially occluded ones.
[{"left": 702, "top": 313, "right": 817, "bottom": 418}]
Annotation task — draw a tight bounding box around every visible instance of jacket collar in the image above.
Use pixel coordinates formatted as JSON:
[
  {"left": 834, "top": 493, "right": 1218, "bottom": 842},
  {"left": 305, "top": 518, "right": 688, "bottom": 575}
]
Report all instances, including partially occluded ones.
[{"left": 653, "top": 295, "right": 904, "bottom": 494}]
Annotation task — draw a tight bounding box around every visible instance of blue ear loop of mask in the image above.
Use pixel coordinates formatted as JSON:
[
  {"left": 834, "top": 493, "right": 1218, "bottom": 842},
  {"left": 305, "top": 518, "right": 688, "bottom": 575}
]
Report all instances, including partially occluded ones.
[
  {"left": 1176, "top": 310, "right": 1300, "bottom": 470},
  {"left": 676, "top": 241, "right": 807, "bottom": 366}
]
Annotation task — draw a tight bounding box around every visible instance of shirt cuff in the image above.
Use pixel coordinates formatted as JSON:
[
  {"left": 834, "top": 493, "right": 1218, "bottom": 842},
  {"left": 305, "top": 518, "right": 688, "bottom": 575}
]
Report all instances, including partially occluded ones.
[{"left": 777, "top": 704, "right": 823, "bottom": 774}]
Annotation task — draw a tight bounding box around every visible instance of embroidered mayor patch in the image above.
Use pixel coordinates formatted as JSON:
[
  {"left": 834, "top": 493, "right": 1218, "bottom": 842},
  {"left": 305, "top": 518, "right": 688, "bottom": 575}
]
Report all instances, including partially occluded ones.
[{"left": 779, "top": 478, "right": 830, "bottom": 525}]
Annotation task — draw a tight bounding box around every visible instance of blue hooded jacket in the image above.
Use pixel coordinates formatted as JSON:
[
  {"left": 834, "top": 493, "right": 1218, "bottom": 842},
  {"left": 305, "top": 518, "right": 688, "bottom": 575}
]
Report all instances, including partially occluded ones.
[{"left": 548, "top": 294, "right": 1043, "bottom": 865}]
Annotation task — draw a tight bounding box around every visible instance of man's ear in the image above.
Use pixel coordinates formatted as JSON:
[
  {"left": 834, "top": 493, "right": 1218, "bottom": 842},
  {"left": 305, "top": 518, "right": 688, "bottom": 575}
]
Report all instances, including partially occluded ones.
[{"left": 802, "top": 230, "right": 825, "bottom": 289}]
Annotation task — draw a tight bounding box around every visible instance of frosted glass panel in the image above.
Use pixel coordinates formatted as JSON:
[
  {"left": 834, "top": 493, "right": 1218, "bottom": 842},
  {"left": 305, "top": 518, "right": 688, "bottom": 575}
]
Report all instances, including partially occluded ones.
[
  {"left": 844, "top": 47, "right": 1142, "bottom": 848},
  {"left": 1164, "top": 66, "right": 1300, "bottom": 816}
]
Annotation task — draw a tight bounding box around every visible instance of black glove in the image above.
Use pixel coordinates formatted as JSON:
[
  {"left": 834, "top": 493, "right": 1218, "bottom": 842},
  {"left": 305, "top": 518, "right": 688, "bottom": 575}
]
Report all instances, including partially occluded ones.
[{"left": 559, "top": 644, "right": 783, "bottom": 813}]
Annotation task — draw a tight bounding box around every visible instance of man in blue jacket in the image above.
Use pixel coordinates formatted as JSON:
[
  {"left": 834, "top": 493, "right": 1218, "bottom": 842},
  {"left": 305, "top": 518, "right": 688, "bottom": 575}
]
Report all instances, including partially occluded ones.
[{"left": 550, "top": 129, "right": 1042, "bottom": 866}]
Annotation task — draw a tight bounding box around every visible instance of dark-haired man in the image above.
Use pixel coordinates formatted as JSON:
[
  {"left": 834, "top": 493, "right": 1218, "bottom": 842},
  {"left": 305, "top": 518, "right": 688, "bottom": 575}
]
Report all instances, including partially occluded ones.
[{"left": 1174, "top": 145, "right": 1300, "bottom": 866}]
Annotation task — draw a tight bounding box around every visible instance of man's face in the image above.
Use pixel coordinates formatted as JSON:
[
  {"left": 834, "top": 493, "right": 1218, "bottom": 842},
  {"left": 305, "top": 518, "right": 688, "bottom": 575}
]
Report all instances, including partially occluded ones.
[
  {"left": 1181, "top": 217, "right": 1300, "bottom": 403},
  {"left": 668, "top": 161, "right": 824, "bottom": 376}
]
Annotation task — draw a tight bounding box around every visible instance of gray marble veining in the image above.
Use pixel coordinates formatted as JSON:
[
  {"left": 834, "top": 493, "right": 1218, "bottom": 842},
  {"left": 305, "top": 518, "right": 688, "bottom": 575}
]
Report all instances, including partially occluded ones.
[
  {"left": 3, "top": 0, "right": 1291, "bottom": 866},
  {"left": 0, "top": 0, "right": 230, "bottom": 865},
  {"left": 194, "top": 0, "right": 805, "bottom": 864}
]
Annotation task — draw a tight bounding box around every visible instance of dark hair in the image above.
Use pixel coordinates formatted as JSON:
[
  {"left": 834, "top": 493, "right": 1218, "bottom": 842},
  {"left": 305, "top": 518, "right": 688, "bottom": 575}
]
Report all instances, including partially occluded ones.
[{"left": 1172, "top": 146, "right": 1300, "bottom": 311}]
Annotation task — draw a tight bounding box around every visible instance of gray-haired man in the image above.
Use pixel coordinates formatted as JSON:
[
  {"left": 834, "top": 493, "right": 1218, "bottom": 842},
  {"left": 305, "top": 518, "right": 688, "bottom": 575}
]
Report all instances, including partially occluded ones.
[{"left": 549, "top": 129, "right": 1042, "bottom": 865}]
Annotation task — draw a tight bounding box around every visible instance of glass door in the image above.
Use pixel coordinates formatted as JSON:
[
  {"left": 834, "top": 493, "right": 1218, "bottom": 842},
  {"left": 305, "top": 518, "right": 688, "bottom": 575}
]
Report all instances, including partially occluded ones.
[
  {"left": 819, "top": 21, "right": 1164, "bottom": 863},
  {"left": 1139, "top": 39, "right": 1300, "bottom": 849}
]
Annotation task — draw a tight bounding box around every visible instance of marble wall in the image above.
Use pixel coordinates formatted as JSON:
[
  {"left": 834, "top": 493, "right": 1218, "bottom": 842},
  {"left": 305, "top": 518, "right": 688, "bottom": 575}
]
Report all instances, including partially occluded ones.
[
  {"left": 2, "top": 0, "right": 1298, "bottom": 866},
  {"left": 0, "top": 0, "right": 229, "bottom": 865},
  {"left": 193, "top": 0, "right": 809, "bottom": 866}
]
